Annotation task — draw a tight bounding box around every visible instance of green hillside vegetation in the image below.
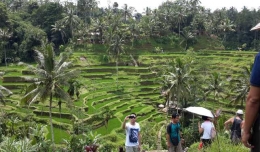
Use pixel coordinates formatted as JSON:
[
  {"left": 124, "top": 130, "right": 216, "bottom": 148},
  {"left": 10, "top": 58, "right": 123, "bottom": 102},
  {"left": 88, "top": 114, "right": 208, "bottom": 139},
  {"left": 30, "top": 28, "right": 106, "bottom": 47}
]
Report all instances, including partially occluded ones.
[
  {"left": 0, "top": 0, "right": 260, "bottom": 151},
  {"left": 0, "top": 47, "right": 257, "bottom": 151}
]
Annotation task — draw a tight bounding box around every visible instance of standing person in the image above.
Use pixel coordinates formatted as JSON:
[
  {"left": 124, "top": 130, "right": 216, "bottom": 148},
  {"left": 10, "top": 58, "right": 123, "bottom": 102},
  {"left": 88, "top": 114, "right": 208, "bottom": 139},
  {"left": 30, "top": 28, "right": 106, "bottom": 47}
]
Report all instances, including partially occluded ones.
[
  {"left": 198, "top": 116, "right": 215, "bottom": 147},
  {"left": 122, "top": 113, "right": 141, "bottom": 152},
  {"left": 242, "top": 52, "right": 260, "bottom": 151},
  {"left": 224, "top": 110, "right": 243, "bottom": 144},
  {"left": 166, "top": 112, "right": 183, "bottom": 152}
]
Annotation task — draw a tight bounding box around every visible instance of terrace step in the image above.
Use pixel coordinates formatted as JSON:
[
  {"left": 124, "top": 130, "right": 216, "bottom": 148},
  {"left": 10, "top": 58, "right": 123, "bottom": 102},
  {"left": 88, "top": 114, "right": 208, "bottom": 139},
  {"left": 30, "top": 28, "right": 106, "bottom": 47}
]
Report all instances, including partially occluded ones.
[{"left": 3, "top": 76, "right": 36, "bottom": 83}]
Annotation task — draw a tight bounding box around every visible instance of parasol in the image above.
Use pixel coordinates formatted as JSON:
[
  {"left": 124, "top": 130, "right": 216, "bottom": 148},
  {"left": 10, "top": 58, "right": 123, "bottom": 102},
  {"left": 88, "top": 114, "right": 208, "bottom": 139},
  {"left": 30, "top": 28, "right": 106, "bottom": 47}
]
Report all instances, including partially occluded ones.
[{"left": 184, "top": 106, "right": 214, "bottom": 118}]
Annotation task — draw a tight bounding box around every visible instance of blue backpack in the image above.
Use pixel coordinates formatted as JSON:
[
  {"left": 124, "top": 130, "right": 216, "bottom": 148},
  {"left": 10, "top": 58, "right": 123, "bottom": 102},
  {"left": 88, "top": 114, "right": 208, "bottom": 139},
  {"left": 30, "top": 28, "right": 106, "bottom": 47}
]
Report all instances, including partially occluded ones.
[{"left": 169, "top": 123, "right": 180, "bottom": 146}]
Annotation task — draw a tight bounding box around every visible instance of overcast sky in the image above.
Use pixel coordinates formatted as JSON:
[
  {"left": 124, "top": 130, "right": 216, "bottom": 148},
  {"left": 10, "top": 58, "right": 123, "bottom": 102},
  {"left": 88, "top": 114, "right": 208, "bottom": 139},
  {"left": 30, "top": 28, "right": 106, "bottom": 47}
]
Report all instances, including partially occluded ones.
[{"left": 97, "top": 0, "right": 260, "bottom": 13}]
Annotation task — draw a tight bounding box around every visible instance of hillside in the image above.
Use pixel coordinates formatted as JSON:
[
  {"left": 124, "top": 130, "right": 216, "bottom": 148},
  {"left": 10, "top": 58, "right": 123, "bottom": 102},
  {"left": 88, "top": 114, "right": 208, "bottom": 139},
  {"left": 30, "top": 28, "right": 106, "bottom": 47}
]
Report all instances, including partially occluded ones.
[{"left": 0, "top": 50, "right": 257, "bottom": 146}]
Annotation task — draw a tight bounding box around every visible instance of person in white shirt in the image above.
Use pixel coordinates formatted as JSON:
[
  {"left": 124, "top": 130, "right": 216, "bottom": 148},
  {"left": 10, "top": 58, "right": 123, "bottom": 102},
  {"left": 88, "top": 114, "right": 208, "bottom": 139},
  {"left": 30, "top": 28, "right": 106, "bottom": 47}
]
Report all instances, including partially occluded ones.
[
  {"left": 198, "top": 116, "right": 215, "bottom": 147},
  {"left": 122, "top": 113, "right": 141, "bottom": 152}
]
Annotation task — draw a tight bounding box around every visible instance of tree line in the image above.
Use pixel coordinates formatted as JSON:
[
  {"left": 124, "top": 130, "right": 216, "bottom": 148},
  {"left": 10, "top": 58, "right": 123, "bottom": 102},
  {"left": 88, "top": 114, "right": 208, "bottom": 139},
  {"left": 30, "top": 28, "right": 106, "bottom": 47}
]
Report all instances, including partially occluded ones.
[{"left": 0, "top": 0, "right": 260, "bottom": 64}]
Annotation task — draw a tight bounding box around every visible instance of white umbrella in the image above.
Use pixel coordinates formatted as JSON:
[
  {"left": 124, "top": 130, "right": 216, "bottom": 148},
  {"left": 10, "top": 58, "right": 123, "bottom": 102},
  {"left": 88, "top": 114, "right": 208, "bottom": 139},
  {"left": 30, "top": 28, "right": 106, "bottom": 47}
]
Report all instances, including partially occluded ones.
[
  {"left": 158, "top": 104, "right": 164, "bottom": 108},
  {"left": 250, "top": 23, "right": 260, "bottom": 31},
  {"left": 184, "top": 107, "right": 214, "bottom": 118}
]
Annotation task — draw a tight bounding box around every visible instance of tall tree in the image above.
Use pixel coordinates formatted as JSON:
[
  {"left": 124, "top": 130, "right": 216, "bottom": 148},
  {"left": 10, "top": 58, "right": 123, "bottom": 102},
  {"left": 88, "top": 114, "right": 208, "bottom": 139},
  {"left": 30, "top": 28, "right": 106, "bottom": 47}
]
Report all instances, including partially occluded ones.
[
  {"left": 21, "top": 44, "right": 78, "bottom": 143},
  {"left": 0, "top": 2, "right": 8, "bottom": 28},
  {"left": 62, "top": 3, "right": 81, "bottom": 40},
  {"left": 204, "top": 72, "right": 225, "bottom": 102},
  {"left": 77, "top": 0, "right": 98, "bottom": 23},
  {"left": 101, "top": 107, "right": 113, "bottom": 131},
  {"left": 51, "top": 21, "right": 67, "bottom": 44},
  {"left": 31, "top": 2, "right": 64, "bottom": 41},
  {"left": 164, "top": 58, "right": 192, "bottom": 109},
  {"left": 0, "top": 28, "right": 12, "bottom": 66},
  {"left": 228, "top": 64, "right": 252, "bottom": 106},
  {"left": 122, "top": 4, "right": 135, "bottom": 23}
]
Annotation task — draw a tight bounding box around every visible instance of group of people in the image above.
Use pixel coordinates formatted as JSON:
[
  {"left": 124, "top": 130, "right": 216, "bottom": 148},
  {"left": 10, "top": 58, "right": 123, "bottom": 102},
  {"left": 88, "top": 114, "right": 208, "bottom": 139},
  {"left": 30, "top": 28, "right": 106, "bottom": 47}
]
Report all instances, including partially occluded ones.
[
  {"left": 120, "top": 110, "right": 245, "bottom": 152},
  {"left": 166, "top": 112, "right": 216, "bottom": 152}
]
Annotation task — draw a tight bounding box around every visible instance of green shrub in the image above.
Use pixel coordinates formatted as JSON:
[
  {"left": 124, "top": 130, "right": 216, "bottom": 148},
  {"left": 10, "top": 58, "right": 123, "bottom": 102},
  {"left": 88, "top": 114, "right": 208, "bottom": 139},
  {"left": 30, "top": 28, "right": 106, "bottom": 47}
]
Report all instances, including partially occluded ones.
[
  {"left": 188, "top": 135, "right": 248, "bottom": 152},
  {"left": 102, "top": 133, "right": 119, "bottom": 142},
  {"left": 99, "top": 141, "right": 118, "bottom": 152}
]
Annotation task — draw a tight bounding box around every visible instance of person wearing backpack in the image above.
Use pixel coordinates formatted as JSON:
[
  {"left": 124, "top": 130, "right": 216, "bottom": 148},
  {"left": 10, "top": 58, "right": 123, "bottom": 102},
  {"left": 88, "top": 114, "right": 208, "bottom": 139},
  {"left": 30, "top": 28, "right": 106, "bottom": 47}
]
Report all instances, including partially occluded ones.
[
  {"left": 224, "top": 109, "right": 243, "bottom": 144},
  {"left": 198, "top": 116, "right": 215, "bottom": 148},
  {"left": 166, "top": 112, "right": 183, "bottom": 152}
]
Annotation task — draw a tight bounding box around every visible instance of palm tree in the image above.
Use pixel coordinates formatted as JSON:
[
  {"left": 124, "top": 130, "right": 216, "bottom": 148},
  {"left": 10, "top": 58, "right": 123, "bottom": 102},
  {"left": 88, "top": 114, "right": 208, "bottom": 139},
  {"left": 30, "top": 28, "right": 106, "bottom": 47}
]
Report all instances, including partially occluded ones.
[
  {"left": 107, "top": 33, "right": 124, "bottom": 88},
  {"left": 164, "top": 58, "right": 192, "bottom": 109},
  {"left": 143, "top": 7, "right": 152, "bottom": 16},
  {"left": 51, "top": 21, "right": 67, "bottom": 44},
  {"left": 101, "top": 106, "right": 113, "bottom": 131},
  {"left": 174, "top": 5, "right": 187, "bottom": 37},
  {"left": 218, "top": 18, "right": 235, "bottom": 44},
  {"left": 21, "top": 44, "right": 78, "bottom": 143},
  {"left": 62, "top": 3, "right": 81, "bottom": 39},
  {"left": 122, "top": 4, "right": 135, "bottom": 23},
  {"left": 228, "top": 64, "right": 252, "bottom": 106},
  {"left": 204, "top": 72, "right": 225, "bottom": 102},
  {"left": 67, "top": 80, "right": 82, "bottom": 99},
  {"left": 91, "top": 17, "right": 106, "bottom": 43},
  {"left": 0, "top": 28, "right": 12, "bottom": 67},
  {"left": 180, "top": 27, "right": 196, "bottom": 50}
]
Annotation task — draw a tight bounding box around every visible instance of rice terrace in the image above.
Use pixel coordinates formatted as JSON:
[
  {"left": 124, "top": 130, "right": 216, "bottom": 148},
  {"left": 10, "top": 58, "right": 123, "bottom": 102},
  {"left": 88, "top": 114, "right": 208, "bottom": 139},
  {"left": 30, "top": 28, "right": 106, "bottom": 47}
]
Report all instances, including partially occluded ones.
[{"left": 0, "top": 0, "right": 260, "bottom": 151}]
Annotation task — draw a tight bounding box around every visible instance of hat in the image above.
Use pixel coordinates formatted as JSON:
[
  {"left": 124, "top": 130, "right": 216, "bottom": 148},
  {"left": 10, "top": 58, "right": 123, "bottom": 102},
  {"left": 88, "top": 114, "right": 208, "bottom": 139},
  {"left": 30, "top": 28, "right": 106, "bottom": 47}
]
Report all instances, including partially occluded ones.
[
  {"left": 236, "top": 109, "right": 243, "bottom": 115},
  {"left": 129, "top": 113, "right": 136, "bottom": 118}
]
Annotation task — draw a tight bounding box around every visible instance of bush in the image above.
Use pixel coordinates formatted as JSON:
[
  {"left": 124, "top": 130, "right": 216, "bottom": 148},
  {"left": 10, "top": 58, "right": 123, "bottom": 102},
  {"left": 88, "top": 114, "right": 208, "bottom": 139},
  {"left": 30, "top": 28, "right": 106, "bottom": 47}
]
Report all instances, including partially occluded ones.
[
  {"left": 99, "top": 141, "right": 118, "bottom": 152},
  {"left": 102, "top": 133, "right": 118, "bottom": 142},
  {"left": 188, "top": 135, "right": 248, "bottom": 152}
]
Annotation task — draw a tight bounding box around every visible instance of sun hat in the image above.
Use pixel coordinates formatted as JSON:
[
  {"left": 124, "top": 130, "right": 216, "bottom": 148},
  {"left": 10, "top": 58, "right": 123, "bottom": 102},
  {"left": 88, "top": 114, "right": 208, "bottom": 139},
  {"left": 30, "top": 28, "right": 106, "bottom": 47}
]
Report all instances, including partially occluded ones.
[{"left": 236, "top": 109, "right": 243, "bottom": 115}]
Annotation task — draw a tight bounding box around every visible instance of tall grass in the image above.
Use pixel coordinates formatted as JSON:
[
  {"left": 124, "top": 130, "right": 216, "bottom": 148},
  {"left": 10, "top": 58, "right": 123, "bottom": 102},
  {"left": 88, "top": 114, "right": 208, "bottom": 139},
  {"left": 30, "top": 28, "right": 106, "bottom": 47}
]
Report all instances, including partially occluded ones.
[{"left": 188, "top": 135, "right": 248, "bottom": 152}]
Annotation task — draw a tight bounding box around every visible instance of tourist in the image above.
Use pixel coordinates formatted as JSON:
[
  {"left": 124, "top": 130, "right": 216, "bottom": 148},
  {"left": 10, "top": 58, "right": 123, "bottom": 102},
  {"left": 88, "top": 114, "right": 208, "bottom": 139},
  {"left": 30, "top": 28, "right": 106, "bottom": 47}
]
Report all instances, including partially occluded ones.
[
  {"left": 224, "top": 109, "right": 243, "bottom": 144},
  {"left": 122, "top": 113, "right": 141, "bottom": 152},
  {"left": 198, "top": 116, "right": 215, "bottom": 147},
  {"left": 242, "top": 52, "right": 260, "bottom": 152},
  {"left": 166, "top": 112, "right": 183, "bottom": 152}
]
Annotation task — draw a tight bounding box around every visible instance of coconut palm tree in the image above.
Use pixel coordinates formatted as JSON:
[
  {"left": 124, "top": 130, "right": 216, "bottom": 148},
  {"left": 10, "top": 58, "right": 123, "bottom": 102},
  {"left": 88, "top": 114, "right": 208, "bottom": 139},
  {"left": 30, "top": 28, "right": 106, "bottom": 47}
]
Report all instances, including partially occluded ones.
[
  {"left": 204, "top": 72, "right": 225, "bottom": 102},
  {"left": 91, "top": 17, "right": 106, "bottom": 43},
  {"left": 174, "top": 5, "right": 187, "bottom": 37},
  {"left": 180, "top": 27, "right": 196, "bottom": 50},
  {"left": 0, "top": 28, "right": 12, "bottom": 67},
  {"left": 228, "top": 64, "right": 252, "bottom": 106},
  {"left": 67, "top": 79, "right": 82, "bottom": 99},
  {"left": 51, "top": 21, "right": 67, "bottom": 44},
  {"left": 218, "top": 18, "right": 236, "bottom": 44},
  {"left": 122, "top": 4, "right": 135, "bottom": 23},
  {"left": 101, "top": 106, "right": 113, "bottom": 131},
  {"left": 21, "top": 44, "right": 78, "bottom": 143},
  {"left": 62, "top": 3, "right": 81, "bottom": 39},
  {"left": 164, "top": 58, "right": 192, "bottom": 109},
  {"left": 107, "top": 33, "right": 125, "bottom": 88}
]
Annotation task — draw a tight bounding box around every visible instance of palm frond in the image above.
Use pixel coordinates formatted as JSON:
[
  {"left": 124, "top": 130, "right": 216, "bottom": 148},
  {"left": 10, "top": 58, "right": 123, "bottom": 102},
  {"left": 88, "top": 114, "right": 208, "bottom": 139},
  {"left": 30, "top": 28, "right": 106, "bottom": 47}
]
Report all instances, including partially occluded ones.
[
  {"left": 55, "top": 85, "right": 72, "bottom": 107},
  {"left": 0, "top": 86, "right": 13, "bottom": 96},
  {"left": 34, "top": 50, "right": 45, "bottom": 67}
]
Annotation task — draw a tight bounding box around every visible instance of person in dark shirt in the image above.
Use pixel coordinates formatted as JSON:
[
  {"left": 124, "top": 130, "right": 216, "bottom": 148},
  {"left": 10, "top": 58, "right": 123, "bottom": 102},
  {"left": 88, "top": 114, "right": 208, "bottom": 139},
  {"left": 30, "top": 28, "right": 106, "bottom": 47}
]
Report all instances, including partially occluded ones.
[
  {"left": 166, "top": 113, "right": 183, "bottom": 152},
  {"left": 242, "top": 52, "right": 260, "bottom": 152},
  {"left": 224, "top": 110, "right": 243, "bottom": 144}
]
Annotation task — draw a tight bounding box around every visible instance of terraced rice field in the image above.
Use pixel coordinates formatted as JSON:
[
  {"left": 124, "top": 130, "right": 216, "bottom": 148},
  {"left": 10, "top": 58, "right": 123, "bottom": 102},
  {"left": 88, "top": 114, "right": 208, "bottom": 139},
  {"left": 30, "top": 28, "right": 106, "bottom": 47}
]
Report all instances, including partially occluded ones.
[{"left": 0, "top": 50, "right": 257, "bottom": 143}]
